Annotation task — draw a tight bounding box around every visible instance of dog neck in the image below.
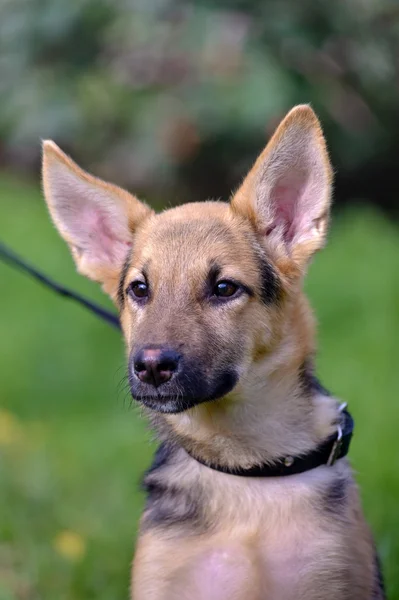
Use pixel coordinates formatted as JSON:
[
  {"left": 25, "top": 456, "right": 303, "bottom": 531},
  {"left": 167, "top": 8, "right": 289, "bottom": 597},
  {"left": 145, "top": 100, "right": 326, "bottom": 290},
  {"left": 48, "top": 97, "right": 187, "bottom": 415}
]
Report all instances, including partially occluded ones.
[
  {"left": 153, "top": 359, "right": 339, "bottom": 472},
  {"left": 152, "top": 296, "right": 340, "bottom": 470}
]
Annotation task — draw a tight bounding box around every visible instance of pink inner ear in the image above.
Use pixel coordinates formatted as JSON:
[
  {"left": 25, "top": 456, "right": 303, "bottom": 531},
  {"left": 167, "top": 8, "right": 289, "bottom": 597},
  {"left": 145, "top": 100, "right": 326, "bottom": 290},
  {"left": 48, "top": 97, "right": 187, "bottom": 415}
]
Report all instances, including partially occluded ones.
[
  {"left": 271, "top": 175, "right": 307, "bottom": 243},
  {"left": 81, "top": 204, "right": 131, "bottom": 265}
]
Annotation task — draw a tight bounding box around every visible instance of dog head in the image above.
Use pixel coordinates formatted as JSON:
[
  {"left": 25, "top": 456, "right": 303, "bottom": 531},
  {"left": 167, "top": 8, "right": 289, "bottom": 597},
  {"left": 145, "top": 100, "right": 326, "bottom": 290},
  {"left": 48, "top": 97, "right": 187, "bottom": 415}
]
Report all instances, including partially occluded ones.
[{"left": 42, "top": 105, "right": 332, "bottom": 414}]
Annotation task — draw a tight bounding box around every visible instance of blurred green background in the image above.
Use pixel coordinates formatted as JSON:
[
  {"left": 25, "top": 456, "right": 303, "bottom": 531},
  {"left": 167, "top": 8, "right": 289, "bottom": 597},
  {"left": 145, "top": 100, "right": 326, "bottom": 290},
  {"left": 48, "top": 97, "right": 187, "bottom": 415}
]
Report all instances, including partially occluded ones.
[{"left": 0, "top": 1, "right": 399, "bottom": 599}]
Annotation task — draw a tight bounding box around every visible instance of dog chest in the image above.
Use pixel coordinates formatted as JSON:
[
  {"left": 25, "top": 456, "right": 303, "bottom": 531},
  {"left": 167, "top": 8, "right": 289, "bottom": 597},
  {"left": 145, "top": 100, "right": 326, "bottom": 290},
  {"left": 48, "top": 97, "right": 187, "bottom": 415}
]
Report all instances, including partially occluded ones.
[{"left": 138, "top": 459, "right": 356, "bottom": 599}]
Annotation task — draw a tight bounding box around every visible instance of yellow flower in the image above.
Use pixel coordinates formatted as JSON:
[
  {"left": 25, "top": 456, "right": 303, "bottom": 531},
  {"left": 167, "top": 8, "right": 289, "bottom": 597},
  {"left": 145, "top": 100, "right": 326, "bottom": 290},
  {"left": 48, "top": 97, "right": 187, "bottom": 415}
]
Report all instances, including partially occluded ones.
[
  {"left": 0, "top": 409, "right": 23, "bottom": 446},
  {"left": 53, "top": 530, "right": 86, "bottom": 562}
]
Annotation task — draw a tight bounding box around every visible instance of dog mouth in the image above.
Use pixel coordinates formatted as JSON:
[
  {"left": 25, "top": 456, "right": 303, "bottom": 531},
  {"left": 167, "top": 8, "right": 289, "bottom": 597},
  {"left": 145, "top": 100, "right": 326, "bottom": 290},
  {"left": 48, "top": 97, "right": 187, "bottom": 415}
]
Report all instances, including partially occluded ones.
[
  {"left": 133, "top": 394, "right": 206, "bottom": 414},
  {"left": 131, "top": 370, "right": 239, "bottom": 414}
]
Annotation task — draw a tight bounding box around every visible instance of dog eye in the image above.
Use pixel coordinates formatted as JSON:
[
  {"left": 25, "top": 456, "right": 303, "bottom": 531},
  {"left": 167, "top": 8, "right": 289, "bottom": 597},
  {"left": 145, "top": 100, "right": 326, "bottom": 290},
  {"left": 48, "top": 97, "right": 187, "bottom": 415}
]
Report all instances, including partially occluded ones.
[
  {"left": 128, "top": 281, "right": 148, "bottom": 299},
  {"left": 214, "top": 280, "right": 239, "bottom": 298}
]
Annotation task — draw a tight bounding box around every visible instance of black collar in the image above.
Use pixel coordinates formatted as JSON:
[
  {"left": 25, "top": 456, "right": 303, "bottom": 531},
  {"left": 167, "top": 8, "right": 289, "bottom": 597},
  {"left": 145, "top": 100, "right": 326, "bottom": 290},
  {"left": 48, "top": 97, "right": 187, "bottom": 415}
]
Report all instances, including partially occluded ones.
[{"left": 190, "top": 408, "right": 354, "bottom": 478}]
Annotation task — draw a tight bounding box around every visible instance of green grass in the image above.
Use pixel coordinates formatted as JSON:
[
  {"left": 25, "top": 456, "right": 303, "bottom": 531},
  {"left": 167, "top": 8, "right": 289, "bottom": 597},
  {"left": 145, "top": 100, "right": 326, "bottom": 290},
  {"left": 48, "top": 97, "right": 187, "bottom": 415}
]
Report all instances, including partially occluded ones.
[{"left": 0, "top": 175, "right": 398, "bottom": 599}]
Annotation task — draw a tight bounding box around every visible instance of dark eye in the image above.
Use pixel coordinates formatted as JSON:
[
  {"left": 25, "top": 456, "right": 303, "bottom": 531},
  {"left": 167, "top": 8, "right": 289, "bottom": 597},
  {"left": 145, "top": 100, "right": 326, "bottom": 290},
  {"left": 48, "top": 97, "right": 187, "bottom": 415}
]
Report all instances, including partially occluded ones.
[
  {"left": 214, "top": 280, "right": 239, "bottom": 298},
  {"left": 128, "top": 281, "right": 149, "bottom": 300}
]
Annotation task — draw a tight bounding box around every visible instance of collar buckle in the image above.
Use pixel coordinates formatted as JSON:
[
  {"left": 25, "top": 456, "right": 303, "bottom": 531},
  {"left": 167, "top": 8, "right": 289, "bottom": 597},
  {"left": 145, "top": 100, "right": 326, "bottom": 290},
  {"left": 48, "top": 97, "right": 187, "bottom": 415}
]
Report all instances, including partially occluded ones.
[{"left": 326, "top": 402, "right": 347, "bottom": 466}]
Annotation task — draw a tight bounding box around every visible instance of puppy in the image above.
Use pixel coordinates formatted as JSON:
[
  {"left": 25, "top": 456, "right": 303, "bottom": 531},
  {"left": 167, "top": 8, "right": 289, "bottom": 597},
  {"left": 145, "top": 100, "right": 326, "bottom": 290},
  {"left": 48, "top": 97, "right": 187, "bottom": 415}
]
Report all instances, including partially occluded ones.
[{"left": 42, "top": 105, "right": 384, "bottom": 599}]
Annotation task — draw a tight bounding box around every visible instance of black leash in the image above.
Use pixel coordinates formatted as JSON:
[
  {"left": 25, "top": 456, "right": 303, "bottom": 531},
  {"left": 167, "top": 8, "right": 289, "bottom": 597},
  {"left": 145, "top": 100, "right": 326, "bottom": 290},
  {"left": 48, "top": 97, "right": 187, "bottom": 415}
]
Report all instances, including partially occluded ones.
[{"left": 0, "top": 241, "right": 120, "bottom": 330}]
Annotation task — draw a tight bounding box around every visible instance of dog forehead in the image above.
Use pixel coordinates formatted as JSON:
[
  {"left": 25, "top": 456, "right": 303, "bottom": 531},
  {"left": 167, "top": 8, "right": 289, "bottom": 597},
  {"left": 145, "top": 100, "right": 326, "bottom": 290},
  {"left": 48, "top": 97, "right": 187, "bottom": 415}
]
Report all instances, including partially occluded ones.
[{"left": 135, "top": 202, "right": 254, "bottom": 266}]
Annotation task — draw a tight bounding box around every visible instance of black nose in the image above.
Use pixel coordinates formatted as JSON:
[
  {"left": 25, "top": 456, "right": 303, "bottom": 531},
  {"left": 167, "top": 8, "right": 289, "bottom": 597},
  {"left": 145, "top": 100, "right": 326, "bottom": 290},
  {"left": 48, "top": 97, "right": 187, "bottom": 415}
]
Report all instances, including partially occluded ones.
[{"left": 133, "top": 347, "right": 180, "bottom": 387}]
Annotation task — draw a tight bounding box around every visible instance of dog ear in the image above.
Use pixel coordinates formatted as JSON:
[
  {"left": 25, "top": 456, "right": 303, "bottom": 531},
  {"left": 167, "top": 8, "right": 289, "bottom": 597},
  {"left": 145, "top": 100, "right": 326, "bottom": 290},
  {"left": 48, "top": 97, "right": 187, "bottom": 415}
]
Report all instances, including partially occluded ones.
[
  {"left": 231, "top": 105, "right": 333, "bottom": 275},
  {"left": 42, "top": 141, "right": 153, "bottom": 297}
]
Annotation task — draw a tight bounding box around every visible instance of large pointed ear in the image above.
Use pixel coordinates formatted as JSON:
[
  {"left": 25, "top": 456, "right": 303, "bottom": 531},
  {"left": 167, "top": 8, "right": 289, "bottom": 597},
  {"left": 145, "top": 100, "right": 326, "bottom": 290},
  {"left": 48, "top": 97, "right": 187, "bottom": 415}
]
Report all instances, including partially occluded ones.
[
  {"left": 42, "top": 141, "right": 153, "bottom": 297},
  {"left": 231, "top": 105, "right": 333, "bottom": 276}
]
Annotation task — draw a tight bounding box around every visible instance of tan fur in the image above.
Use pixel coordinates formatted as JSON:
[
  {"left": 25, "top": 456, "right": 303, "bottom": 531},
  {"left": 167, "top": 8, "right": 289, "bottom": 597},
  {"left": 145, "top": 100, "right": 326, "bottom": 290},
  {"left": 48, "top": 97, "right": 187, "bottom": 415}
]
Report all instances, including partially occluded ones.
[
  {"left": 133, "top": 457, "right": 375, "bottom": 600},
  {"left": 42, "top": 106, "right": 380, "bottom": 599}
]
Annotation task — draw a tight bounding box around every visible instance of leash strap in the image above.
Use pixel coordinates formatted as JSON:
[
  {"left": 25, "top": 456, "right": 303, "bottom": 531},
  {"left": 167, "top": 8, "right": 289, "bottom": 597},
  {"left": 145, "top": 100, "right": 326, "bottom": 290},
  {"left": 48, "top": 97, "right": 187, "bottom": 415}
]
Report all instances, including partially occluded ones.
[
  {"left": 190, "top": 408, "right": 354, "bottom": 477},
  {"left": 0, "top": 241, "right": 120, "bottom": 330}
]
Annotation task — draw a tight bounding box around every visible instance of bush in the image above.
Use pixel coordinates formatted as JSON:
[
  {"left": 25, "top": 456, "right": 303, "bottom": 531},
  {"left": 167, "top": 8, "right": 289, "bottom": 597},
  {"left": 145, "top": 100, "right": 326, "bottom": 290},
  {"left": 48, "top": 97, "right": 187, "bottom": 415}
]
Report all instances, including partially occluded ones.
[{"left": 1, "top": 0, "right": 399, "bottom": 209}]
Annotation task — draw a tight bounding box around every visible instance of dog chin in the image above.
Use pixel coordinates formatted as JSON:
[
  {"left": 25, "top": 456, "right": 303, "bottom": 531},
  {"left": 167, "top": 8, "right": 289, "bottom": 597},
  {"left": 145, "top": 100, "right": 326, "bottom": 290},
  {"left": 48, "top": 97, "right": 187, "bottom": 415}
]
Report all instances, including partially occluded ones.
[
  {"left": 134, "top": 395, "right": 208, "bottom": 414},
  {"left": 131, "top": 371, "right": 239, "bottom": 414}
]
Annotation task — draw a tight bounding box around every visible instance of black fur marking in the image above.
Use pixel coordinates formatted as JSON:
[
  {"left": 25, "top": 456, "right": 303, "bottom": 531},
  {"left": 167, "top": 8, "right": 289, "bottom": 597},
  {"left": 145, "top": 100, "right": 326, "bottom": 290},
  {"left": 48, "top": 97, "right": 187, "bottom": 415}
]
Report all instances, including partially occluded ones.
[
  {"left": 322, "top": 476, "right": 348, "bottom": 516},
  {"left": 142, "top": 482, "right": 202, "bottom": 530},
  {"left": 208, "top": 262, "right": 221, "bottom": 286},
  {"left": 117, "top": 253, "right": 132, "bottom": 309},
  {"left": 299, "top": 359, "right": 332, "bottom": 397},
  {"left": 205, "top": 262, "right": 221, "bottom": 299},
  {"left": 145, "top": 442, "right": 174, "bottom": 475},
  {"left": 129, "top": 346, "right": 239, "bottom": 414},
  {"left": 141, "top": 443, "right": 203, "bottom": 531},
  {"left": 372, "top": 550, "right": 386, "bottom": 599},
  {"left": 258, "top": 258, "right": 280, "bottom": 305}
]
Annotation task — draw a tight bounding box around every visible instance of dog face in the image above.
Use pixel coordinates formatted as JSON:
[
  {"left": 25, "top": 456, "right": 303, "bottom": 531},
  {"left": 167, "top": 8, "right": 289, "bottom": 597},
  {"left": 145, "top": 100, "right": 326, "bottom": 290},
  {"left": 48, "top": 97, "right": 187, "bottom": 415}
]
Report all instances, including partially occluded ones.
[
  {"left": 116, "top": 201, "right": 282, "bottom": 413},
  {"left": 42, "top": 105, "right": 332, "bottom": 414}
]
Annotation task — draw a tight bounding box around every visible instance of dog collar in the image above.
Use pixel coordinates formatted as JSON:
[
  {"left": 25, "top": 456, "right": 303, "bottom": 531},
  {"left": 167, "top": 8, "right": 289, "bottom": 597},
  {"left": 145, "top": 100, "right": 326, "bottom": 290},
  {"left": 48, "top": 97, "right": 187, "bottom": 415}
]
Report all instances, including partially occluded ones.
[{"left": 190, "top": 405, "right": 354, "bottom": 477}]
